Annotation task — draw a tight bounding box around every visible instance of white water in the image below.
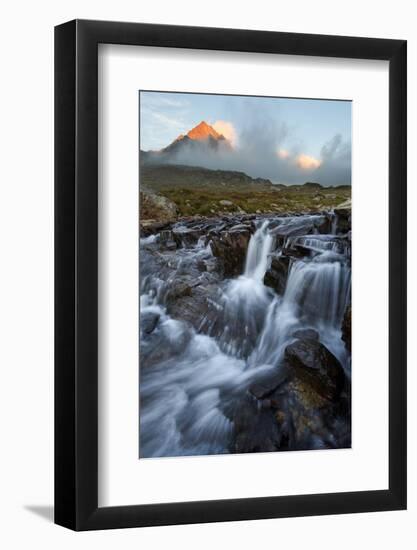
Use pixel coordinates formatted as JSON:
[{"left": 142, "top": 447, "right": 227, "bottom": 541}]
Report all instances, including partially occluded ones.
[
  {"left": 140, "top": 215, "right": 351, "bottom": 457},
  {"left": 244, "top": 221, "right": 274, "bottom": 281}
]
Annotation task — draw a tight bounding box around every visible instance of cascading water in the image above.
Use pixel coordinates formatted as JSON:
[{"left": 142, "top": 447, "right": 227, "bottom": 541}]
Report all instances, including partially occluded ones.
[
  {"left": 244, "top": 221, "right": 274, "bottom": 281},
  {"left": 139, "top": 214, "right": 351, "bottom": 457},
  {"left": 205, "top": 221, "right": 274, "bottom": 358}
]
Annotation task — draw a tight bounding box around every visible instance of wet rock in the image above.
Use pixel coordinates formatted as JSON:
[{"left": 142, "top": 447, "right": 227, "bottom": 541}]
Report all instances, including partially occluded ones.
[
  {"left": 249, "top": 367, "right": 289, "bottom": 399},
  {"left": 141, "top": 311, "right": 160, "bottom": 334},
  {"left": 140, "top": 220, "right": 172, "bottom": 238},
  {"left": 341, "top": 305, "right": 351, "bottom": 351},
  {"left": 163, "top": 279, "right": 193, "bottom": 306},
  {"left": 281, "top": 246, "right": 307, "bottom": 259},
  {"left": 159, "top": 230, "right": 177, "bottom": 250},
  {"left": 315, "top": 215, "right": 333, "bottom": 234},
  {"left": 167, "top": 280, "right": 220, "bottom": 331},
  {"left": 284, "top": 338, "right": 345, "bottom": 401},
  {"left": 196, "top": 257, "right": 218, "bottom": 273},
  {"left": 140, "top": 321, "right": 191, "bottom": 369},
  {"left": 333, "top": 207, "right": 351, "bottom": 234},
  {"left": 272, "top": 220, "right": 315, "bottom": 241},
  {"left": 172, "top": 227, "right": 205, "bottom": 248},
  {"left": 263, "top": 255, "right": 290, "bottom": 295},
  {"left": 292, "top": 328, "right": 319, "bottom": 341},
  {"left": 232, "top": 395, "right": 283, "bottom": 453},
  {"left": 268, "top": 376, "right": 351, "bottom": 451},
  {"left": 209, "top": 228, "right": 252, "bottom": 277}
]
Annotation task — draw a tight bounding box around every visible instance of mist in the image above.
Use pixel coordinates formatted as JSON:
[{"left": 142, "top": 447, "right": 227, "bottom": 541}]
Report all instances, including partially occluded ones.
[{"left": 151, "top": 116, "right": 351, "bottom": 187}]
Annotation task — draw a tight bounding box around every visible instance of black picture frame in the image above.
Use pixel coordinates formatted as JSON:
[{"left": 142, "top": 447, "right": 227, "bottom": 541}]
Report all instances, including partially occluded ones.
[{"left": 55, "top": 19, "right": 407, "bottom": 531}]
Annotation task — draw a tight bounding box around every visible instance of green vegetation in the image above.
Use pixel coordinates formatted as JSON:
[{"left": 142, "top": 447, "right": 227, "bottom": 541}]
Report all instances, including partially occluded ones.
[{"left": 140, "top": 163, "right": 351, "bottom": 220}]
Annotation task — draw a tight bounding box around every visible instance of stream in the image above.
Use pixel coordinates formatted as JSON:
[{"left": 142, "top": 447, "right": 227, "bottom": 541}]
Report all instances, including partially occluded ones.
[{"left": 139, "top": 212, "right": 351, "bottom": 458}]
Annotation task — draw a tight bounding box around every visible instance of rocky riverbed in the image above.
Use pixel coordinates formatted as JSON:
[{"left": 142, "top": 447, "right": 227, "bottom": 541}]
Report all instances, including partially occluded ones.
[{"left": 139, "top": 207, "right": 351, "bottom": 457}]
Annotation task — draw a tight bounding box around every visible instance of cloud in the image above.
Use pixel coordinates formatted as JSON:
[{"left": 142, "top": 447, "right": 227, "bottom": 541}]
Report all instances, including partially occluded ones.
[
  {"left": 144, "top": 106, "right": 351, "bottom": 186},
  {"left": 213, "top": 120, "right": 237, "bottom": 145},
  {"left": 295, "top": 153, "right": 322, "bottom": 171},
  {"left": 277, "top": 148, "right": 290, "bottom": 159},
  {"left": 314, "top": 134, "right": 351, "bottom": 185}
]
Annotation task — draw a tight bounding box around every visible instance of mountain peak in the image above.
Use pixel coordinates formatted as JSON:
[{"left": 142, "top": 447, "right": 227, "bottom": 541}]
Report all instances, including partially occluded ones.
[{"left": 186, "top": 121, "right": 223, "bottom": 141}]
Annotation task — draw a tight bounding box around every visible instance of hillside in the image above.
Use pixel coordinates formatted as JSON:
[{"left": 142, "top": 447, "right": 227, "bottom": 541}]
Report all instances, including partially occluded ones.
[{"left": 140, "top": 163, "right": 351, "bottom": 221}]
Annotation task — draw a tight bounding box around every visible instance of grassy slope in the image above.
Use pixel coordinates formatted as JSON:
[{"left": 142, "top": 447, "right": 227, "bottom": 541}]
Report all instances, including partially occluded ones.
[{"left": 140, "top": 163, "right": 351, "bottom": 220}]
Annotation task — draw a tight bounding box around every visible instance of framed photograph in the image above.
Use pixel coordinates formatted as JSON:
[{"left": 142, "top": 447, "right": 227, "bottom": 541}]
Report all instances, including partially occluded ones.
[{"left": 55, "top": 20, "right": 407, "bottom": 530}]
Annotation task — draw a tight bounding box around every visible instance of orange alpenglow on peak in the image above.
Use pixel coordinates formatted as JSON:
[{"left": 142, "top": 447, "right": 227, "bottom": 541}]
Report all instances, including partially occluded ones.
[{"left": 186, "top": 121, "right": 224, "bottom": 141}]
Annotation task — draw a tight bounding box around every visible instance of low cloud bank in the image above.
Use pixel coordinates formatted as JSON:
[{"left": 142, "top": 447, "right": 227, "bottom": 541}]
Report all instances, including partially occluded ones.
[{"left": 159, "top": 117, "right": 351, "bottom": 186}]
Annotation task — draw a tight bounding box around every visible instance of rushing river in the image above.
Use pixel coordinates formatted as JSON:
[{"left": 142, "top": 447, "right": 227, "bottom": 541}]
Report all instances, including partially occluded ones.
[{"left": 139, "top": 214, "right": 351, "bottom": 458}]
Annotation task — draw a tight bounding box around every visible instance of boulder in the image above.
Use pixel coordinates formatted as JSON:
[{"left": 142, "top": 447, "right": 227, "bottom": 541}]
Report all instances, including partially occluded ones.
[
  {"left": 162, "top": 279, "right": 192, "bottom": 306},
  {"left": 315, "top": 215, "right": 333, "bottom": 234},
  {"left": 292, "top": 328, "right": 319, "bottom": 341},
  {"left": 232, "top": 395, "right": 283, "bottom": 453},
  {"left": 140, "top": 311, "right": 160, "bottom": 334},
  {"left": 140, "top": 189, "right": 178, "bottom": 222},
  {"left": 341, "top": 305, "right": 351, "bottom": 351},
  {"left": 263, "top": 255, "right": 290, "bottom": 295},
  {"left": 284, "top": 338, "right": 345, "bottom": 401},
  {"left": 209, "top": 228, "right": 252, "bottom": 277},
  {"left": 167, "top": 284, "right": 218, "bottom": 330},
  {"left": 333, "top": 207, "right": 351, "bottom": 234},
  {"left": 248, "top": 367, "right": 289, "bottom": 400}
]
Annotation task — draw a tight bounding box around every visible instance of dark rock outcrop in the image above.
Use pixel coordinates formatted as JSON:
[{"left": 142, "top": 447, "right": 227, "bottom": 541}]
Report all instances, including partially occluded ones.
[
  {"left": 341, "top": 305, "right": 351, "bottom": 351},
  {"left": 248, "top": 367, "right": 289, "bottom": 400},
  {"left": 232, "top": 395, "right": 283, "bottom": 453},
  {"left": 333, "top": 207, "right": 351, "bottom": 234},
  {"left": 263, "top": 255, "right": 290, "bottom": 295},
  {"left": 141, "top": 311, "right": 160, "bottom": 335},
  {"left": 292, "top": 328, "right": 319, "bottom": 341},
  {"left": 209, "top": 227, "right": 252, "bottom": 277},
  {"left": 167, "top": 282, "right": 219, "bottom": 330},
  {"left": 284, "top": 338, "right": 345, "bottom": 401}
]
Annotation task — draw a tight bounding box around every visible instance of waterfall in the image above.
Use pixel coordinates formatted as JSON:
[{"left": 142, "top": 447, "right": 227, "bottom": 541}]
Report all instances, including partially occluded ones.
[
  {"left": 206, "top": 221, "right": 274, "bottom": 358},
  {"left": 139, "top": 213, "right": 351, "bottom": 458},
  {"left": 244, "top": 221, "right": 274, "bottom": 281},
  {"left": 284, "top": 258, "right": 351, "bottom": 328}
]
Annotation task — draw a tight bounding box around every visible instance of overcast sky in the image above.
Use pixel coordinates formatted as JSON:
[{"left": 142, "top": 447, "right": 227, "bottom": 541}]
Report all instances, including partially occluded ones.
[{"left": 139, "top": 91, "right": 351, "bottom": 186}]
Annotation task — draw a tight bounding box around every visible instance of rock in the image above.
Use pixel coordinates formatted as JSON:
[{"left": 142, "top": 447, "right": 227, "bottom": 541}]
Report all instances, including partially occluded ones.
[
  {"left": 292, "top": 328, "right": 319, "bottom": 341},
  {"left": 219, "top": 200, "right": 234, "bottom": 207},
  {"left": 333, "top": 207, "right": 351, "bottom": 234},
  {"left": 162, "top": 279, "right": 192, "bottom": 306},
  {"left": 141, "top": 311, "right": 160, "bottom": 334},
  {"left": 209, "top": 228, "right": 252, "bottom": 277},
  {"left": 140, "top": 320, "right": 191, "bottom": 369},
  {"left": 341, "top": 305, "right": 351, "bottom": 351},
  {"left": 315, "top": 215, "right": 333, "bottom": 234},
  {"left": 173, "top": 229, "right": 203, "bottom": 248},
  {"left": 284, "top": 338, "right": 345, "bottom": 401},
  {"left": 249, "top": 367, "right": 289, "bottom": 399},
  {"left": 263, "top": 255, "right": 290, "bottom": 295},
  {"left": 232, "top": 395, "right": 283, "bottom": 453},
  {"left": 140, "top": 189, "right": 178, "bottom": 222},
  {"left": 159, "top": 229, "right": 177, "bottom": 250},
  {"left": 140, "top": 220, "right": 172, "bottom": 238},
  {"left": 167, "top": 278, "right": 220, "bottom": 330}
]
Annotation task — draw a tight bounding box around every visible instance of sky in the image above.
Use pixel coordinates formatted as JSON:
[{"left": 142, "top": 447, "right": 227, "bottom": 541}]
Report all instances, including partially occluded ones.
[{"left": 139, "top": 91, "right": 351, "bottom": 186}]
